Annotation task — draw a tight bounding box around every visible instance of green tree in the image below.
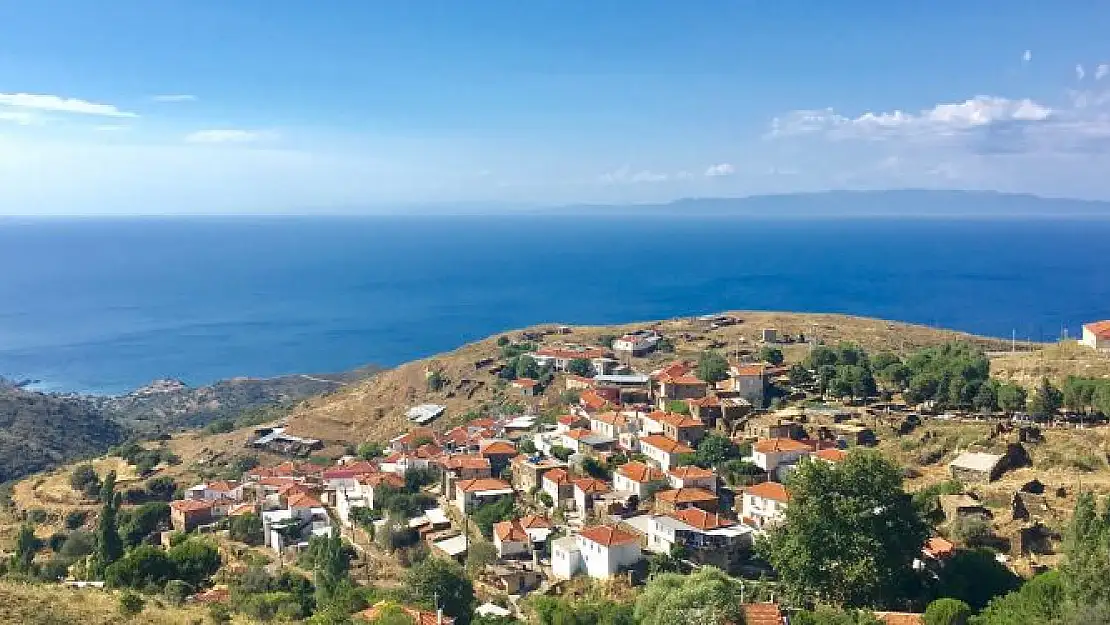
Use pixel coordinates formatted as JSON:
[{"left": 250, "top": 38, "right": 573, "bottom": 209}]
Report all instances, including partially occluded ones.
[
  {"left": 1030, "top": 377, "right": 1063, "bottom": 419},
  {"left": 312, "top": 529, "right": 351, "bottom": 608},
  {"left": 358, "top": 441, "right": 386, "bottom": 459},
  {"left": 1062, "top": 377, "right": 1096, "bottom": 414},
  {"left": 972, "top": 381, "right": 999, "bottom": 413},
  {"left": 972, "top": 570, "right": 1065, "bottom": 625},
  {"left": 94, "top": 471, "right": 123, "bottom": 577},
  {"left": 64, "top": 510, "right": 88, "bottom": 530},
  {"left": 12, "top": 523, "right": 41, "bottom": 573},
  {"left": 471, "top": 496, "right": 516, "bottom": 539},
  {"left": 229, "top": 512, "right": 264, "bottom": 545},
  {"left": 760, "top": 451, "right": 928, "bottom": 608},
  {"left": 567, "top": 358, "right": 593, "bottom": 377},
  {"left": 789, "top": 364, "right": 814, "bottom": 386},
  {"left": 1060, "top": 491, "right": 1110, "bottom": 607},
  {"left": 69, "top": 464, "right": 101, "bottom": 497},
  {"left": 634, "top": 566, "right": 744, "bottom": 625},
  {"left": 934, "top": 549, "right": 1019, "bottom": 610},
  {"left": 104, "top": 544, "right": 177, "bottom": 588},
  {"left": 997, "top": 383, "right": 1027, "bottom": 415},
  {"left": 427, "top": 370, "right": 446, "bottom": 392},
  {"left": 60, "top": 530, "right": 96, "bottom": 559},
  {"left": 549, "top": 445, "right": 573, "bottom": 462},
  {"left": 696, "top": 351, "right": 730, "bottom": 384},
  {"left": 465, "top": 541, "right": 499, "bottom": 576},
  {"left": 694, "top": 434, "right": 740, "bottom": 469},
  {"left": 924, "top": 598, "right": 972, "bottom": 625},
  {"left": 759, "top": 346, "right": 785, "bottom": 366},
  {"left": 118, "top": 501, "right": 170, "bottom": 548},
  {"left": 118, "top": 590, "right": 145, "bottom": 616},
  {"left": 807, "top": 346, "right": 840, "bottom": 369},
  {"left": 163, "top": 579, "right": 192, "bottom": 606},
  {"left": 514, "top": 355, "right": 540, "bottom": 380},
  {"left": 404, "top": 557, "right": 475, "bottom": 625},
  {"left": 168, "top": 537, "right": 222, "bottom": 587}
]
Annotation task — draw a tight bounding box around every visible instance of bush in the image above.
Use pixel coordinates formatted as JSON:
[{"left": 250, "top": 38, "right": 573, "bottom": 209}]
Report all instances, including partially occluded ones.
[
  {"left": 70, "top": 464, "right": 100, "bottom": 494},
  {"left": 208, "top": 602, "right": 233, "bottom": 624},
  {"left": 118, "top": 590, "right": 146, "bottom": 616},
  {"left": 358, "top": 441, "right": 385, "bottom": 460},
  {"left": 60, "top": 530, "right": 96, "bottom": 558},
  {"left": 550, "top": 445, "right": 573, "bottom": 461},
  {"left": 48, "top": 531, "right": 68, "bottom": 552},
  {"left": 168, "top": 538, "right": 222, "bottom": 586},
  {"left": 204, "top": 419, "right": 235, "bottom": 435},
  {"left": 924, "top": 598, "right": 972, "bottom": 625},
  {"left": 163, "top": 579, "right": 192, "bottom": 606},
  {"left": 951, "top": 515, "right": 993, "bottom": 548},
  {"left": 229, "top": 513, "right": 264, "bottom": 546},
  {"left": 26, "top": 507, "right": 48, "bottom": 524},
  {"left": 64, "top": 510, "right": 88, "bottom": 530},
  {"left": 104, "top": 544, "right": 177, "bottom": 589},
  {"left": 472, "top": 496, "right": 516, "bottom": 538},
  {"left": 39, "top": 557, "right": 71, "bottom": 581}
]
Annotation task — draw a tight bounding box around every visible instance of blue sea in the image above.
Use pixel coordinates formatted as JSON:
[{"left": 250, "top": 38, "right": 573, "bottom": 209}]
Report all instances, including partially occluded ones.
[{"left": 0, "top": 216, "right": 1107, "bottom": 395}]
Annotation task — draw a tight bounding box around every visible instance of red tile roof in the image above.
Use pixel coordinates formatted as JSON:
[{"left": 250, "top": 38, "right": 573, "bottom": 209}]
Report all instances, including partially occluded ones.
[
  {"left": 480, "top": 440, "right": 518, "bottom": 456},
  {"left": 557, "top": 414, "right": 588, "bottom": 426},
  {"left": 669, "top": 465, "right": 715, "bottom": 480},
  {"left": 745, "top": 481, "right": 790, "bottom": 503},
  {"left": 651, "top": 411, "right": 705, "bottom": 429},
  {"left": 578, "top": 524, "right": 639, "bottom": 547},
  {"left": 227, "top": 503, "right": 256, "bottom": 517},
  {"left": 536, "top": 346, "right": 608, "bottom": 360},
  {"left": 579, "top": 389, "right": 609, "bottom": 411},
  {"left": 923, "top": 536, "right": 956, "bottom": 559},
  {"left": 1085, "top": 320, "right": 1110, "bottom": 339},
  {"left": 468, "top": 417, "right": 496, "bottom": 428},
  {"left": 340, "top": 461, "right": 379, "bottom": 474},
  {"left": 513, "top": 377, "right": 539, "bottom": 388},
  {"left": 740, "top": 603, "right": 783, "bottom": 625},
  {"left": 592, "top": 411, "right": 628, "bottom": 427},
  {"left": 445, "top": 454, "right": 491, "bottom": 470},
  {"left": 753, "top": 438, "right": 813, "bottom": 453},
  {"left": 564, "top": 428, "right": 596, "bottom": 441},
  {"left": 456, "top": 477, "right": 512, "bottom": 493},
  {"left": 653, "top": 361, "right": 693, "bottom": 380},
  {"left": 669, "top": 508, "right": 733, "bottom": 531},
  {"left": 617, "top": 461, "right": 665, "bottom": 483},
  {"left": 519, "top": 514, "right": 552, "bottom": 530},
  {"left": 286, "top": 492, "right": 323, "bottom": 509},
  {"left": 815, "top": 448, "right": 848, "bottom": 462},
  {"left": 639, "top": 434, "right": 695, "bottom": 455},
  {"left": 573, "top": 477, "right": 611, "bottom": 494},
  {"left": 656, "top": 487, "right": 717, "bottom": 504},
  {"left": 357, "top": 602, "right": 456, "bottom": 625},
  {"left": 359, "top": 473, "right": 405, "bottom": 489},
  {"left": 206, "top": 480, "right": 239, "bottom": 492},
  {"left": 874, "top": 613, "right": 924, "bottom": 625},
  {"left": 494, "top": 519, "right": 529, "bottom": 542},
  {"left": 662, "top": 375, "right": 707, "bottom": 386},
  {"left": 734, "top": 364, "right": 767, "bottom": 377},
  {"left": 543, "top": 468, "right": 572, "bottom": 485}
]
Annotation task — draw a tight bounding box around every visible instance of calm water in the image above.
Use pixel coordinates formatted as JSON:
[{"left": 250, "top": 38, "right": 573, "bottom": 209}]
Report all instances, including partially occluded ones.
[{"left": 0, "top": 216, "right": 1107, "bottom": 394}]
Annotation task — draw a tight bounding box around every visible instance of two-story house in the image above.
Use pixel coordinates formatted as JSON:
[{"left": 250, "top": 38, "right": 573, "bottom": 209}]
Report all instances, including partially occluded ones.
[
  {"left": 454, "top": 477, "right": 514, "bottom": 513},
  {"left": 638, "top": 435, "right": 695, "bottom": 471},
  {"left": 573, "top": 477, "right": 611, "bottom": 513},
  {"left": 614, "top": 461, "right": 668, "bottom": 499},
  {"left": 552, "top": 525, "right": 643, "bottom": 580},
  {"left": 655, "top": 487, "right": 719, "bottom": 514},
  {"left": 741, "top": 481, "right": 790, "bottom": 530},
  {"left": 590, "top": 411, "right": 630, "bottom": 440},
  {"left": 667, "top": 465, "right": 717, "bottom": 493},
  {"left": 646, "top": 508, "right": 753, "bottom": 570},
  {"left": 541, "top": 468, "right": 575, "bottom": 508},
  {"left": 750, "top": 438, "right": 813, "bottom": 479},
  {"left": 653, "top": 411, "right": 708, "bottom": 447}
]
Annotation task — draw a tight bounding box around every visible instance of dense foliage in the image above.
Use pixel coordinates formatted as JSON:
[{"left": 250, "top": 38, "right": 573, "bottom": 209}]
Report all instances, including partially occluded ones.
[
  {"left": 696, "top": 351, "right": 730, "bottom": 384},
  {"left": 634, "top": 566, "right": 745, "bottom": 625},
  {"left": 403, "top": 557, "right": 475, "bottom": 625}
]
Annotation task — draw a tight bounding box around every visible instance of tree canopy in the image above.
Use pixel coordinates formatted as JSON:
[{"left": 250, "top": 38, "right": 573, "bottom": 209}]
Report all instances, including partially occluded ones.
[
  {"left": 403, "top": 558, "right": 475, "bottom": 624},
  {"left": 634, "top": 566, "right": 745, "bottom": 625},
  {"left": 760, "top": 451, "right": 928, "bottom": 608},
  {"left": 696, "top": 351, "right": 730, "bottom": 384}
]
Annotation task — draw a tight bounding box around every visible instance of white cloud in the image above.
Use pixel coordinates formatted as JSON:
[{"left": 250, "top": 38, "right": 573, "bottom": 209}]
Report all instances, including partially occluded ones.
[
  {"left": 1077, "top": 64, "right": 1086, "bottom": 81},
  {"left": 598, "top": 165, "right": 670, "bottom": 184},
  {"left": 184, "top": 129, "right": 276, "bottom": 144},
  {"left": 0, "top": 92, "right": 136, "bottom": 117},
  {"left": 1097, "top": 64, "right": 1109, "bottom": 81},
  {"left": 0, "top": 110, "right": 37, "bottom": 125},
  {"left": 704, "top": 162, "right": 735, "bottom": 177},
  {"left": 769, "top": 95, "right": 1053, "bottom": 139},
  {"left": 151, "top": 94, "right": 197, "bottom": 103},
  {"left": 1022, "top": 49, "right": 1032, "bottom": 63},
  {"left": 94, "top": 125, "right": 130, "bottom": 132}
]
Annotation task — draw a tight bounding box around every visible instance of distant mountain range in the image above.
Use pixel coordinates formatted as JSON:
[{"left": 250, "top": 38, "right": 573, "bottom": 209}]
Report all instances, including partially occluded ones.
[{"left": 555, "top": 190, "right": 1110, "bottom": 218}]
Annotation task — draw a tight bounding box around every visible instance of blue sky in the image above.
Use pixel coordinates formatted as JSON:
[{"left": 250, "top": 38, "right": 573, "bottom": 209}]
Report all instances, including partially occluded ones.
[{"left": 1, "top": 1, "right": 1109, "bottom": 214}]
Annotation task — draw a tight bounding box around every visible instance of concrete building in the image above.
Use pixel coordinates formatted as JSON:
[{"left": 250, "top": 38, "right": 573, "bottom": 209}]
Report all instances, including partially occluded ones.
[
  {"left": 1081, "top": 321, "right": 1110, "bottom": 351},
  {"left": 552, "top": 525, "right": 642, "bottom": 580}
]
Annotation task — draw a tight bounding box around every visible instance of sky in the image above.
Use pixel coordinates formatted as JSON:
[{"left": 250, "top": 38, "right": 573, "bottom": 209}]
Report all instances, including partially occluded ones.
[{"left": 1, "top": 1, "right": 1109, "bottom": 214}]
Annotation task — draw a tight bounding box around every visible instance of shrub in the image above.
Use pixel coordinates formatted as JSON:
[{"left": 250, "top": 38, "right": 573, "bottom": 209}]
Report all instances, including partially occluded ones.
[
  {"left": 70, "top": 464, "right": 100, "bottom": 494},
  {"left": 204, "top": 419, "right": 235, "bottom": 435},
  {"left": 229, "top": 513, "right": 264, "bottom": 546},
  {"left": 38, "top": 557, "right": 71, "bottom": 581},
  {"left": 163, "top": 579, "right": 192, "bottom": 606},
  {"left": 924, "top": 598, "right": 973, "bottom": 625},
  {"left": 118, "top": 590, "right": 146, "bottom": 616},
  {"left": 26, "top": 507, "right": 48, "bottom": 524},
  {"left": 64, "top": 510, "right": 88, "bottom": 530},
  {"left": 60, "top": 530, "right": 97, "bottom": 558},
  {"left": 48, "top": 532, "right": 68, "bottom": 552},
  {"left": 550, "top": 445, "right": 573, "bottom": 461}
]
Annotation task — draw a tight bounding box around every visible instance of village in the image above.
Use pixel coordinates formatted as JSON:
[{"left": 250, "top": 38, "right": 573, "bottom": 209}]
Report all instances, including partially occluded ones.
[{"left": 140, "top": 318, "right": 1110, "bottom": 624}]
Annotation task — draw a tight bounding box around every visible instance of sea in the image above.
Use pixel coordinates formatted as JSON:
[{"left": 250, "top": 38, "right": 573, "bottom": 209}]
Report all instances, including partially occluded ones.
[{"left": 0, "top": 216, "right": 1107, "bottom": 395}]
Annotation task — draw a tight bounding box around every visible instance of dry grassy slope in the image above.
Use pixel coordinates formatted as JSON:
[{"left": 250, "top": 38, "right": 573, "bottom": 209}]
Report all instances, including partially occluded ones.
[
  {"left": 991, "top": 340, "right": 1110, "bottom": 386},
  {"left": 284, "top": 311, "right": 1021, "bottom": 445},
  {"left": 0, "top": 580, "right": 253, "bottom": 625}
]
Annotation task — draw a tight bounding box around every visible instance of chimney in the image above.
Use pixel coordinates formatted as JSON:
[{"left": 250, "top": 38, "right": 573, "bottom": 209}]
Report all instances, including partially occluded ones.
[{"left": 437, "top": 608, "right": 444, "bottom": 625}]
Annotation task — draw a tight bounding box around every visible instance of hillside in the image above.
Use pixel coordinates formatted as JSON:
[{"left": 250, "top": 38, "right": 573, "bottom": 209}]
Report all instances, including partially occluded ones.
[
  {"left": 284, "top": 310, "right": 1022, "bottom": 444},
  {"left": 0, "top": 580, "right": 224, "bottom": 625},
  {"left": 0, "top": 388, "right": 125, "bottom": 483}
]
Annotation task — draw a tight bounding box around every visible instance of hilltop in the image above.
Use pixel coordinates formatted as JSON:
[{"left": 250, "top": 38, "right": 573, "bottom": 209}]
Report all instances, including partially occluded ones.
[{"left": 283, "top": 311, "right": 1020, "bottom": 445}]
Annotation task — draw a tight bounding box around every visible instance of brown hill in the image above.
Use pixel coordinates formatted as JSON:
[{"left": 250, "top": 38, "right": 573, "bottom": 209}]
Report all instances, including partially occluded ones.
[{"left": 284, "top": 311, "right": 1022, "bottom": 445}]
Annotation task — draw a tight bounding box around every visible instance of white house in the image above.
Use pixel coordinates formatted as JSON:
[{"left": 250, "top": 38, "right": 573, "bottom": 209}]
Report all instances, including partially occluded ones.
[
  {"left": 552, "top": 525, "right": 642, "bottom": 579},
  {"left": 667, "top": 465, "right": 717, "bottom": 493},
  {"left": 572, "top": 477, "right": 611, "bottom": 513},
  {"left": 1081, "top": 321, "right": 1110, "bottom": 351},
  {"left": 541, "top": 468, "right": 574, "bottom": 507},
  {"left": 613, "top": 461, "right": 668, "bottom": 499},
  {"left": 454, "top": 477, "right": 514, "bottom": 513},
  {"left": 638, "top": 435, "right": 695, "bottom": 471},
  {"left": 590, "top": 412, "right": 630, "bottom": 440},
  {"left": 741, "top": 481, "right": 790, "bottom": 530},
  {"left": 646, "top": 509, "right": 753, "bottom": 557},
  {"left": 750, "top": 438, "right": 812, "bottom": 478},
  {"left": 561, "top": 429, "right": 615, "bottom": 455},
  {"left": 186, "top": 481, "right": 244, "bottom": 502},
  {"left": 612, "top": 331, "right": 661, "bottom": 356},
  {"left": 493, "top": 515, "right": 553, "bottom": 558},
  {"left": 262, "top": 492, "right": 332, "bottom": 553}
]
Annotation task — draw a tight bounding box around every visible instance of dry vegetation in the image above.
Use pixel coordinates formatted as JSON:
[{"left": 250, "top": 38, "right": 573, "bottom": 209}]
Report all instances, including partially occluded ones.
[
  {"left": 0, "top": 580, "right": 233, "bottom": 625},
  {"left": 991, "top": 340, "right": 1110, "bottom": 386}
]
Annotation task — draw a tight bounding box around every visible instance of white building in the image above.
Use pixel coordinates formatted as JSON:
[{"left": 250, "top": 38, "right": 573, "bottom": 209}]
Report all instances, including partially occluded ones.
[
  {"left": 1081, "top": 321, "right": 1110, "bottom": 351},
  {"left": 667, "top": 465, "right": 717, "bottom": 493},
  {"left": 638, "top": 435, "right": 695, "bottom": 471},
  {"left": 749, "top": 438, "right": 812, "bottom": 479},
  {"left": 741, "top": 481, "right": 790, "bottom": 530},
  {"left": 492, "top": 515, "right": 553, "bottom": 558},
  {"left": 454, "top": 478, "right": 514, "bottom": 513},
  {"left": 645, "top": 509, "right": 753, "bottom": 557},
  {"left": 612, "top": 331, "right": 661, "bottom": 356},
  {"left": 261, "top": 492, "right": 332, "bottom": 553},
  {"left": 552, "top": 525, "right": 642, "bottom": 579},
  {"left": 613, "top": 461, "right": 668, "bottom": 499},
  {"left": 186, "top": 480, "right": 243, "bottom": 502}
]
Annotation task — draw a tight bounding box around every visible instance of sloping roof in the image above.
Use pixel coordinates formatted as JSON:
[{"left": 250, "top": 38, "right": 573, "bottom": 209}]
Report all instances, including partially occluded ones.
[
  {"left": 578, "top": 524, "right": 640, "bottom": 547},
  {"left": 815, "top": 448, "right": 848, "bottom": 462},
  {"left": 669, "top": 508, "right": 733, "bottom": 531},
  {"left": 652, "top": 361, "right": 693, "bottom": 380},
  {"left": 493, "top": 519, "right": 529, "bottom": 542},
  {"left": 923, "top": 536, "right": 956, "bottom": 559},
  {"left": 480, "top": 440, "right": 518, "bottom": 456},
  {"left": 740, "top": 603, "right": 783, "bottom": 625},
  {"left": 874, "top": 612, "right": 924, "bottom": 625},
  {"left": 669, "top": 465, "right": 715, "bottom": 480},
  {"left": 662, "top": 374, "right": 707, "bottom": 385},
  {"left": 651, "top": 411, "right": 705, "bottom": 429},
  {"left": 639, "top": 434, "right": 695, "bottom": 455},
  {"left": 286, "top": 492, "right": 324, "bottom": 509},
  {"left": 1084, "top": 320, "right": 1110, "bottom": 339},
  {"left": 519, "top": 514, "right": 552, "bottom": 530},
  {"left": 734, "top": 364, "right": 767, "bottom": 377},
  {"left": 617, "top": 461, "right": 666, "bottom": 483},
  {"left": 745, "top": 481, "right": 790, "bottom": 503},
  {"left": 357, "top": 601, "right": 456, "bottom": 625},
  {"left": 513, "top": 377, "right": 539, "bottom": 388},
  {"left": 573, "top": 477, "right": 611, "bottom": 494},
  {"left": 359, "top": 473, "right": 404, "bottom": 489},
  {"left": 543, "top": 468, "right": 572, "bottom": 485},
  {"left": 228, "top": 503, "right": 256, "bottom": 517},
  {"left": 445, "top": 454, "right": 491, "bottom": 470},
  {"left": 579, "top": 389, "right": 609, "bottom": 411},
  {"left": 656, "top": 487, "right": 717, "bottom": 504},
  {"left": 536, "top": 345, "right": 609, "bottom": 360},
  {"left": 557, "top": 414, "right": 588, "bottom": 426},
  {"left": 456, "top": 477, "right": 512, "bottom": 493},
  {"left": 206, "top": 480, "right": 239, "bottom": 492},
  {"left": 592, "top": 411, "right": 628, "bottom": 427},
  {"left": 753, "top": 437, "right": 813, "bottom": 453},
  {"left": 949, "top": 451, "right": 1003, "bottom": 472}
]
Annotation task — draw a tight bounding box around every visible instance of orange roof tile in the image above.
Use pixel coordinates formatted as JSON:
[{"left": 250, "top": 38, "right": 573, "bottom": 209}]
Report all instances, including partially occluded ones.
[
  {"left": 638, "top": 434, "right": 695, "bottom": 455},
  {"left": 564, "top": 428, "right": 596, "bottom": 441},
  {"left": 1085, "top": 320, "right": 1110, "bottom": 339},
  {"left": 573, "top": 477, "right": 611, "bottom": 494},
  {"left": 653, "top": 361, "right": 693, "bottom": 380},
  {"left": 359, "top": 473, "right": 404, "bottom": 489},
  {"left": 592, "top": 411, "right": 628, "bottom": 427},
  {"left": 734, "top": 364, "right": 767, "bottom": 377},
  {"left": 578, "top": 524, "right": 639, "bottom": 547},
  {"left": 669, "top": 508, "right": 733, "bottom": 531},
  {"left": 456, "top": 477, "right": 512, "bottom": 493},
  {"left": 357, "top": 602, "right": 456, "bottom": 625},
  {"left": 206, "top": 480, "right": 239, "bottom": 492},
  {"left": 286, "top": 492, "right": 324, "bottom": 509},
  {"left": 753, "top": 438, "right": 813, "bottom": 453},
  {"left": 258, "top": 476, "right": 299, "bottom": 488},
  {"left": 480, "top": 441, "right": 518, "bottom": 456},
  {"left": 923, "top": 536, "right": 956, "bottom": 559},
  {"left": 617, "top": 461, "right": 666, "bottom": 483},
  {"left": 652, "top": 411, "right": 705, "bottom": 429},
  {"left": 815, "top": 448, "right": 848, "bottom": 462},
  {"left": 493, "top": 519, "right": 529, "bottom": 542},
  {"left": 741, "top": 603, "right": 783, "bottom": 625},
  {"left": 513, "top": 377, "right": 539, "bottom": 388},
  {"left": 519, "top": 514, "right": 552, "bottom": 529},
  {"left": 579, "top": 389, "right": 609, "bottom": 411},
  {"left": 228, "top": 503, "right": 256, "bottom": 517},
  {"left": 656, "top": 487, "right": 717, "bottom": 504},
  {"left": 543, "top": 468, "right": 572, "bottom": 485},
  {"left": 446, "top": 455, "right": 491, "bottom": 470},
  {"left": 557, "top": 414, "right": 587, "bottom": 426},
  {"left": 663, "top": 375, "right": 707, "bottom": 386},
  {"left": 536, "top": 346, "right": 608, "bottom": 360},
  {"left": 745, "top": 481, "right": 790, "bottom": 503},
  {"left": 668, "top": 465, "right": 715, "bottom": 480},
  {"left": 874, "top": 613, "right": 924, "bottom": 625}
]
